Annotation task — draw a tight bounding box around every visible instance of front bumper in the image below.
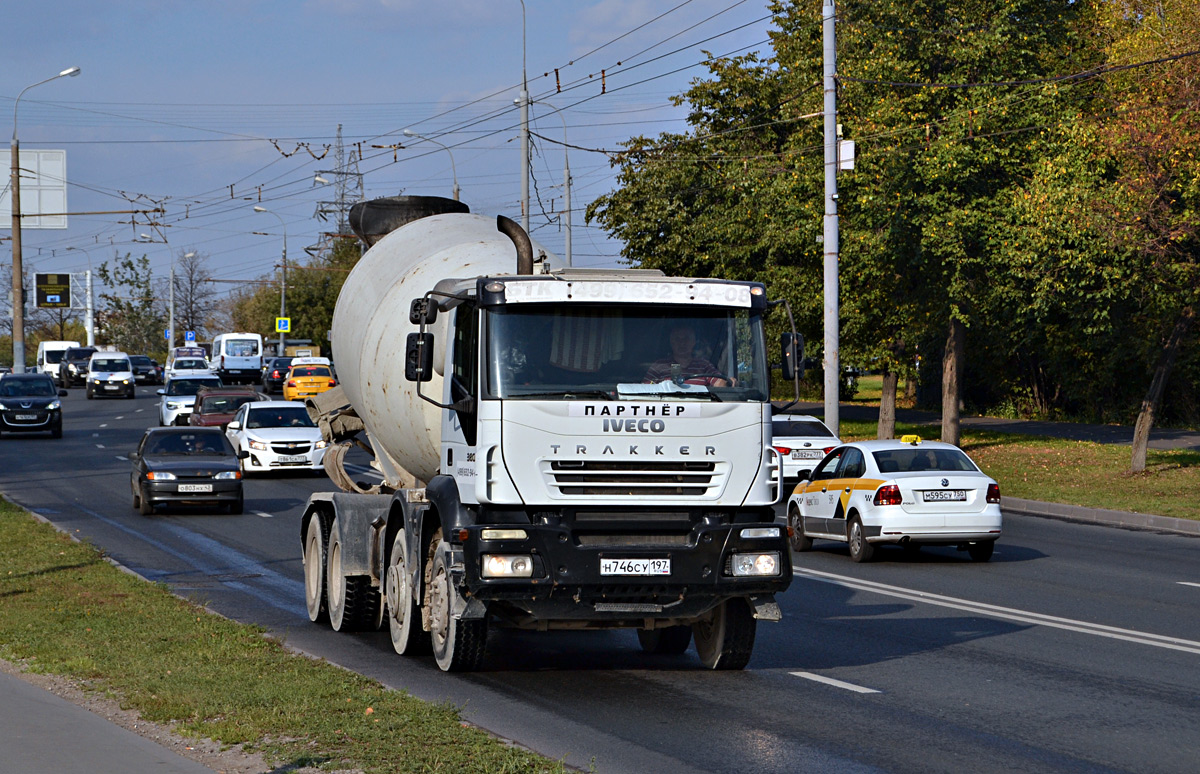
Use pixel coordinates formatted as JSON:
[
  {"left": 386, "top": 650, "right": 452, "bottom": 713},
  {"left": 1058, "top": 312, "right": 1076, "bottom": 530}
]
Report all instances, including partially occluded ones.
[
  {"left": 142, "top": 479, "right": 242, "bottom": 506},
  {"left": 459, "top": 520, "right": 792, "bottom": 624},
  {"left": 90, "top": 378, "right": 133, "bottom": 396},
  {"left": 245, "top": 444, "right": 326, "bottom": 471},
  {"left": 0, "top": 409, "right": 60, "bottom": 432}
]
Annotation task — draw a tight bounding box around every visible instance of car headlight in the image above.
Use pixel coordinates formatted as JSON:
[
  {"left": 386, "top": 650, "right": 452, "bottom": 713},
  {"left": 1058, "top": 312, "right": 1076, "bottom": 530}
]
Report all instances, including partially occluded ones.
[
  {"left": 249, "top": 440, "right": 268, "bottom": 451},
  {"left": 122, "top": 379, "right": 131, "bottom": 385},
  {"left": 729, "top": 552, "right": 780, "bottom": 577},
  {"left": 47, "top": 401, "right": 61, "bottom": 410},
  {"left": 0, "top": 401, "right": 9, "bottom": 410},
  {"left": 166, "top": 401, "right": 183, "bottom": 409},
  {"left": 314, "top": 440, "right": 327, "bottom": 449},
  {"left": 146, "top": 471, "right": 176, "bottom": 481},
  {"left": 481, "top": 554, "right": 534, "bottom": 578},
  {"left": 214, "top": 471, "right": 241, "bottom": 480}
]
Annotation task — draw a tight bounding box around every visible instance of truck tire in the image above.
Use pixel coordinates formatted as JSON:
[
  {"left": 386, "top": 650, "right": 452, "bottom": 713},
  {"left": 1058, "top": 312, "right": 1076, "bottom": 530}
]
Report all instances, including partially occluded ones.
[
  {"left": 637, "top": 626, "right": 692, "bottom": 655},
  {"left": 428, "top": 536, "right": 486, "bottom": 672},
  {"left": 326, "top": 516, "right": 380, "bottom": 632},
  {"left": 386, "top": 529, "right": 430, "bottom": 656},
  {"left": 692, "top": 597, "right": 757, "bottom": 670},
  {"left": 304, "top": 515, "right": 330, "bottom": 624}
]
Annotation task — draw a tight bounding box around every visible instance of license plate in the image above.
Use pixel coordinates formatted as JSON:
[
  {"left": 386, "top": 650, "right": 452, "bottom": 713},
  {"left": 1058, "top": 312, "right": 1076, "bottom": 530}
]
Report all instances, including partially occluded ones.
[
  {"left": 14, "top": 413, "right": 38, "bottom": 420},
  {"left": 600, "top": 558, "right": 670, "bottom": 576},
  {"left": 923, "top": 490, "right": 967, "bottom": 502},
  {"left": 791, "top": 450, "right": 824, "bottom": 459},
  {"left": 178, "top": 484, "right": 213, "bottom": 493},
  {"left": 104, "top": 384, "right": 119, "bottom": 390},
  {"left": 278, "top": 454, "right": 307, "bottom": 463}
]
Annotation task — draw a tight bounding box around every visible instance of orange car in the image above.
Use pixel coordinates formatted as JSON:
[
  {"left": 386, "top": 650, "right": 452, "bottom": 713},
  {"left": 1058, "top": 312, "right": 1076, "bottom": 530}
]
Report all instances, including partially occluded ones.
[{"left": 282, "top": 358, "right": 337, "bottom": 402}]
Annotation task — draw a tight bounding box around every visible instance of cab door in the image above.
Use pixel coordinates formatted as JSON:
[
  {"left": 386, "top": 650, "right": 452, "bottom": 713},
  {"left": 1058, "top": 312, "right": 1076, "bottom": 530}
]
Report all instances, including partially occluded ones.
[
  {"left": 441, "top": 303, "right": 480, "bottom": 504},
  {"left": 798, "top": 447, "right": 845, "bottom": 536}
]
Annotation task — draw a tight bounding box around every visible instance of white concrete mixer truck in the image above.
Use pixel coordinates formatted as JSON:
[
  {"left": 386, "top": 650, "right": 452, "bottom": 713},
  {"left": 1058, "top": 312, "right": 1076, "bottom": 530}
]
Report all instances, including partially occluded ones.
[{"left": 300, "top": 196, "right": 802, "bottom": 671}]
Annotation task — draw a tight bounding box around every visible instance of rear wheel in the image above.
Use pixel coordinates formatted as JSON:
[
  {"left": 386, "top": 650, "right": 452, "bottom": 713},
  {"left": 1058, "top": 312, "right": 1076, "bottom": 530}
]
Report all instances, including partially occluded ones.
[
  {"left": 693, "top": 597, "right": 756, "bottom": 670},
  {"left": 326, "top": 516, "right": 379, "bottom": 632},
  {"left": 848, "top": 515, "right": 875, "bottom": 563},
  {"left": 303, "top": 515, "right": 329, "bottom": 624},
  {"left": 637, "top": 626, "right": 692, "bottom": 655},
  {"left": 386, "top": 529, "right": 431, "bottom": 655},
  {"left": 967, "top": 540, "right": 995, "bottom": 562},
  {"left": 788, "top": 504, "right": 812, "bottom": 552},
  {"left": 428, "top": 533, "right": 487, "bottom": 671}
]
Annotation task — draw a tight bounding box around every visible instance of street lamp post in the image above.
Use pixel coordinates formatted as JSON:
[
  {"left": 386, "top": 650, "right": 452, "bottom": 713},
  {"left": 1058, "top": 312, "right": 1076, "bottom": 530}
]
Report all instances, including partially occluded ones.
[
  {"left": 10, "top": 66, "right": 81, "bottom": 372},
  {"left": 401, "top": 130, "right": 459, "bottom": 201},
  {"left": 253, "top": 206, "right": 287, "bottom": 356},
  {"left": 141, "top": 234, "right": 194, "bottom": 352}
]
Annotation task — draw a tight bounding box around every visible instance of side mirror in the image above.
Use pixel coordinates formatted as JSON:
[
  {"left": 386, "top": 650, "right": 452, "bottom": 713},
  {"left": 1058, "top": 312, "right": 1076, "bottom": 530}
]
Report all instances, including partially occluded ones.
[
  {"left": 405, "top": 333, "right": 435, "bottom": 382},
  {"left": 237, "top": 450, "right": 249, "bottom": 459},
  {"left": 781, "top": 332, "right": 804, "bottom": 381},
  {"left": 129, "top": 451, "right": 140, "bottom": 461},
  {"left": 156, "top": 389, "right": 165, "bottom": 396},
  {"left": 409, "top": 297, "right": 438, "bottom": 325},
  {"left": 227, "top": 420, "right": 240, "bottom": 430},
  {"left": 58, "top": 389, "right": 68, "bottom": 397}
]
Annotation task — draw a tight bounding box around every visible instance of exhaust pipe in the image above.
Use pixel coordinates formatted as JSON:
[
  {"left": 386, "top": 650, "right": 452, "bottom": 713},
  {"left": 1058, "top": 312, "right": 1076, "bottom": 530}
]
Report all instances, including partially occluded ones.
[{"left": 497, "top": 215, "right": 534, "bottom": 275}]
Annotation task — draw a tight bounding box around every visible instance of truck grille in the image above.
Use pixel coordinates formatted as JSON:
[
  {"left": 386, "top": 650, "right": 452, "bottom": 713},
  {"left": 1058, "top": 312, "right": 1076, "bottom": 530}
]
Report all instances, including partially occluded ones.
[{"left": 544, "top": 460, "right": 722, "bottom": 497}]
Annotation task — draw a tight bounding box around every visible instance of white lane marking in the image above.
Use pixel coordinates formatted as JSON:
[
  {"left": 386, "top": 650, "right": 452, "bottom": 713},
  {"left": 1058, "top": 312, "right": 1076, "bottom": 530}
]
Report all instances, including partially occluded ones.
[
  {"left": 100, "top": 423, "right": 109, "bottom": 428},
  {"left": 115, "top": 456, "right": 128, "bottom": 461},
  {"left": 791, "top": 672, "right": 880, "bottom": 694},
  {"left": 1179, "top": 582, "right": 1200, "bottom": 589},
  {"left": 115, "top": 416, "right": 124, "bottom": 420},
  {"left": 136, "top": 409, "right": 144, "bottom": 413},
  {"left": 95, "top": 444, "right": 105, "bottom": 449},
  {"left": 792, "top": 567, "right": 1200, "bottom": 656},
  {"left": 254, "top": 511, "right": 274, "bottom": 519}
]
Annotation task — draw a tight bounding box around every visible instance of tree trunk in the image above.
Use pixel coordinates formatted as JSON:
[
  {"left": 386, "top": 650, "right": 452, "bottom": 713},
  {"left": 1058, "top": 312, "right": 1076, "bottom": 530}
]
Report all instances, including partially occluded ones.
[
  {"left": 1130, "top": 304, "right": 1194, "bottom": 473},
  {"left": 878, "top": 369, "right": 898, "bottom": 439},
  {"left": 941, "top": 317, "right": 965, "bottom": 446}
]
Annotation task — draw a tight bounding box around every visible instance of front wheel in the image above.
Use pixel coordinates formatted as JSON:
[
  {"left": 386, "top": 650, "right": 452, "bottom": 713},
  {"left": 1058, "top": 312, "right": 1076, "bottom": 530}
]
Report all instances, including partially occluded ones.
[
  {"left": 692, "top": 597, "right": 756, "bottom": 670},
  {"left": 637, "top": 626, "right": 692, "bottom": 655},
  {"left": 86, "top": 385, "right": 94, "bottom": 399},
  {"left": 788, "top": 504, "right": 812, "bottom": 552},
  {"left": 386, "top": 529, "right": 431, "bottom": 656},
  {"left": 138, "top": 488, "right": 154, "bottom": 516},
  {"left": 848, "top": 515, "right": 875, "bottom": 563},
  {"left": 428, "top": 535, "right": 487, "bottom": 671}
]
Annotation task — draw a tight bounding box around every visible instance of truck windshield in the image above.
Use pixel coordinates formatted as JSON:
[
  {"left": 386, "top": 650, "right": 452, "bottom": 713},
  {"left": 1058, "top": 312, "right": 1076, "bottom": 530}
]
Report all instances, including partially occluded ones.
[{"left": 485, "top": 304, "right": 769, "bottom": 401}]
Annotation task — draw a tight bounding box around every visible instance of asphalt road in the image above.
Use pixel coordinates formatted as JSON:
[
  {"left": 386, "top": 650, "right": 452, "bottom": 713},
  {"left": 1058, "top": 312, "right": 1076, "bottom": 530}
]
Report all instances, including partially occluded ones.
[{"left": 1, "top": 386, "right": 1197, "bottom": 773}]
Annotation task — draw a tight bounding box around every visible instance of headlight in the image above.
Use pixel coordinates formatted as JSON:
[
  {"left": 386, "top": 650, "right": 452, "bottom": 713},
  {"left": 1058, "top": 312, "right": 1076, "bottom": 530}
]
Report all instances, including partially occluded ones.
[
  {"left": 740, "top": 527, "right": 780, "bottom": 539},
  {"left": 214, "top": 471, "right": 241, "bottom": 480},
  {"left": 249, "top": 440, "right": 268, "bottom": 450},
  {"left": 481, "top": 554, "right": 534, "bottom": 578},
  {"left": 166, "top": 401, "right": 183, "bottom": 409},
  {"left": 146, "top": 471, "right": 176, "bottom": 481},
  {"left": 314, "top": 440, "right": 328, "bottom": 449},
  {"left": 47, "top": 401, "right": 61, "bottom": 410},
  {"left": 122, "top": 379, "right": 131, "bottom": 385},
  {"left": 481, "top": 528, "right": 527, "bottom": 540},
  {"left": 729, "top": 552, "right": 780, "bottom": 577},
  {"left": 0, "top": 402, "right": 8, "bottom": 410}
]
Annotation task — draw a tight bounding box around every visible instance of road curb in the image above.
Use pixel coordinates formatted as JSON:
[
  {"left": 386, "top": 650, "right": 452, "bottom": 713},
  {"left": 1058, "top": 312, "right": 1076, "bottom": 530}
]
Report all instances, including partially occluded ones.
[{"left": 1004, "top": 496, "right": 1200, "bottom": 537}]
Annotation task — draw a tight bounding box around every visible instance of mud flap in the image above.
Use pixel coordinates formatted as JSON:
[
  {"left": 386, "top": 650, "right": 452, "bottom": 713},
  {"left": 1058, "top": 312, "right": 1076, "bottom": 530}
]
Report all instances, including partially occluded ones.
[{"left": 749, "top": 594, "right": 782, "bottom": 622}]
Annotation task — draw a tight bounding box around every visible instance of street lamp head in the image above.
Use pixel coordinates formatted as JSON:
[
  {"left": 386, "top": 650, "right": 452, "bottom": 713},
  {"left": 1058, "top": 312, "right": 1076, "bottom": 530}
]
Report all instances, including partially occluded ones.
[
  {"left": 402, "top": 129, "right": 417, "bottom": 137},
  {"left": 183, "top": 251, "right": 196, "bottom": 259},
  {"left": 314, "top": 175, "right": 329, "bottom": 185},
  {"left": 60, "top": 67, "right": 81, "bottom": 78},
  {"left": 253, "top": 205, "right": 268, "bottom": 213}
]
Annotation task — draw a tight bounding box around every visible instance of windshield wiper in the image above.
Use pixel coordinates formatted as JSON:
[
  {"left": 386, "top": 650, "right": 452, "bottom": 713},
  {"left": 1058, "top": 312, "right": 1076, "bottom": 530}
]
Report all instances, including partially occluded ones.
[{"left": 511, "top": 390, "right": 614, "bottom": 400}]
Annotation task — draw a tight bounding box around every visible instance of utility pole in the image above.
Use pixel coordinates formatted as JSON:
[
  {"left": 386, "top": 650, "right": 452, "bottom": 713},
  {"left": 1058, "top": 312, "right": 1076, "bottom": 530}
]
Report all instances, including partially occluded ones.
[
  {"left": 519, "top": 0, "right": 530, "bottom": 233},
  {"left": 822, "top": 0, "right": 840, "bottom": 438},
  {"left": 254, "top": 206, "right": 287, "bottom": 356}
]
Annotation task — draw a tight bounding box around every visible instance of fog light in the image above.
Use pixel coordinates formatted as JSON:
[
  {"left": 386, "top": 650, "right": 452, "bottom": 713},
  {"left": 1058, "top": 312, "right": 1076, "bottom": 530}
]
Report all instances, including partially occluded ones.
[
  {"left": 730, "top": 552, "right": 780, "bottom": 577},
  {"left": 740, "top": 527, "right": 780, "bottom": 539},
  {"left": 481, "top": 528, "right": 527, "bottom": 541},
  {"left": 481, "top": 554, "right": 533, "bottom": 578}
]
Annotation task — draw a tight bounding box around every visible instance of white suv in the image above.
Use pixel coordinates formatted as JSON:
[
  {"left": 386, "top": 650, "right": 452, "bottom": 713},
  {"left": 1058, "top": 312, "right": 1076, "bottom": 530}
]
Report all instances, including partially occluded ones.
[{"left": 86, "top": 352, "right": 136, "bottom": 399}]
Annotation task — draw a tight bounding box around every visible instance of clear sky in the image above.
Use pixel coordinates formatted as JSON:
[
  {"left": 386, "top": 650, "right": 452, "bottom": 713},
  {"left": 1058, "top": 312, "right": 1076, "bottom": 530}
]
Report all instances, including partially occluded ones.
[{"left": 3, "top": 0, "right": 777, "bottom": 309}]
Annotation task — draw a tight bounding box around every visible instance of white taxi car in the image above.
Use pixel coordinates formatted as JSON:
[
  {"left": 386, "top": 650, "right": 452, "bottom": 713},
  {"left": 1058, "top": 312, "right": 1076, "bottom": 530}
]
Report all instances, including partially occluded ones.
[
  {"left": 225, "top": 400, "right": 327, "bottom": 474},
  {"left": 786, "top": 436, "right": 1001, "bottom": 562},
  {"left": 772, "top": 414, "right": 839, "bottom": 483}
]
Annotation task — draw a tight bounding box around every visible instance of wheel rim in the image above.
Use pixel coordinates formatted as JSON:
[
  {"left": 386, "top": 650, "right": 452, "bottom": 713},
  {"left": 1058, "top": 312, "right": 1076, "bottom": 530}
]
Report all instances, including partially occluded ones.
[
  {"left": 327, "top": 539, "right": 343, "bottom": 611},
  {"left": 429, "top": 561, "right": 449, "bottom": 649},
  {"left": 304, "top": 527, "right": 322, "bottom": 612},
  {"left": 850, "top": 521, "right": 862, "bottom": 555}
]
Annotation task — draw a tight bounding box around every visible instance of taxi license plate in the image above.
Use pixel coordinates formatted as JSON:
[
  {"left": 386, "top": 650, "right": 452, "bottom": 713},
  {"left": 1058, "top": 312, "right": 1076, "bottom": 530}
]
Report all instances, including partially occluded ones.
[
  {"left": 600, "top": 558, "right": 670, "bottom": 576},
  {"left": 791, "top": 450, "right": 824, "bottom": 459},
  {"left": 15, "top": 413, "right": 38, "bottom": 420},
  {"left": 178, "top": 484, "right": 213, "bottom": 493},
  {"left": 923, "top": 490, "right": 966, "bottom": 502},
  {"left": 278, "top": 454, "right": 307, "bottom": 463}
]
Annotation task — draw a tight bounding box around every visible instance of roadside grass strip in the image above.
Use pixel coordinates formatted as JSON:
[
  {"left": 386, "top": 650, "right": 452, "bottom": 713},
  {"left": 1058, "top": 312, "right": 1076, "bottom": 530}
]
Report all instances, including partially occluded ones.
[{"left": 0, "top": 498, "right": 567, "bottom": 774}]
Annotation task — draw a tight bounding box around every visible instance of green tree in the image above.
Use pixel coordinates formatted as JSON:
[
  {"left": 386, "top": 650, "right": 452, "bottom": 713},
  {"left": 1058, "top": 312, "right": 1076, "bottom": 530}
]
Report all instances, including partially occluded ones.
[{"left": 96, "top": 254, "right": 164, "bottom": 355}]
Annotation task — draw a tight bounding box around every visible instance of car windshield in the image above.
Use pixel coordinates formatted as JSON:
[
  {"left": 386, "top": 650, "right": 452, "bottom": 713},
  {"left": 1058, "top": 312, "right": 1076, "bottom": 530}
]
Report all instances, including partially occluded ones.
[
  {"left": 166, "top": 379, "right": 221, "bottom": 396},
  {"left": 66, "top": 349, "right": 96, "bottom": 362},
  {"left": 773, "top": 419, "right": 836, "bottom": 438},
  {"left": 200, "top": 395, "right": 258, "bottom": 413},
  {"left": 130, "top": 356, "right": 151, "bottom": 366},
  {"left": 174, "top": 359, "right": 207, "bottom": 369},
  {"left": 246, "top": 406, "right": 315, "bottom": 429},
  {"left": 224, "top": 339, "right": 259, "bottom": 357},
  {"left": 143, "top": 432, "right": 229, "bottom": 456},
  {"left": 872, "top": 447, "right": 979, "bottom": 473},
  {"left": 486, "top": 303, "right": 769, "bottom": 401},
  {"left": 92, "top": 359, "right": 130, "bottom": 371},
  {"left": 44, "top": 351, "right": 67, "bottom": 364},
  {"left": 291, "top": 366, "right": 331, "bottom": 377},
  {"left": 1, "top": 378, "right": 56, "bottom": 397}
]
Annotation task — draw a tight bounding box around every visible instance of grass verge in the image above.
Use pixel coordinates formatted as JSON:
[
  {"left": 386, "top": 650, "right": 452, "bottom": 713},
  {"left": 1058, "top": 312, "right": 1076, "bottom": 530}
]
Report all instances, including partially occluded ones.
[
  {"left": 0, "top": 499, "right": 567, "bottom": 774},
  {"left": 838, "top": 420, "right": 1200, "bottom": 521}
]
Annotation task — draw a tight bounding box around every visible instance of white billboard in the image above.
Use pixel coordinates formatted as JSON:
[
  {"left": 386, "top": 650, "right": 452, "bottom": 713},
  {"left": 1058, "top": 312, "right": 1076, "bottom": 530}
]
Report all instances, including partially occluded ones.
[{"left": 1, "top": 148, "right": 68, "bottom": 229}]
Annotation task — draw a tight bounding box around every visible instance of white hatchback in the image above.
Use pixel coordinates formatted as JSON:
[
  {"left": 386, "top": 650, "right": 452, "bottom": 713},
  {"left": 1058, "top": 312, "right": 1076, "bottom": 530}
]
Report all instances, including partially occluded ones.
[
  {"left": 225, "top": 400, "right": 327, "bottom": 473},
  {"left": 785, "top": 436, "right": 1002, "bottom": 562},
  {"left": 157, "top": 375, "right": 223, "bottom": 426}
]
